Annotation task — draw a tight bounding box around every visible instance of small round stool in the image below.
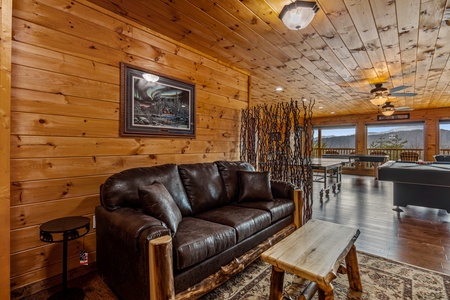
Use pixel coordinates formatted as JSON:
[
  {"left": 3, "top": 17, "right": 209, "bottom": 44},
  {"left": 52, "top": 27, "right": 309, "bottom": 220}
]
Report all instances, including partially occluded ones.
[{"left": 40, "top": 216, "right": 90, "bottom": 300}]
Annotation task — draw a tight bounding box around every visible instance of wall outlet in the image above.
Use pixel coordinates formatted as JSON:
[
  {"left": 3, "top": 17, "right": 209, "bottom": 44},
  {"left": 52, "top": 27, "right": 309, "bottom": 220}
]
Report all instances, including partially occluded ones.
[{"left": 93, "top": 215, "right": 96, "bottom": 229}]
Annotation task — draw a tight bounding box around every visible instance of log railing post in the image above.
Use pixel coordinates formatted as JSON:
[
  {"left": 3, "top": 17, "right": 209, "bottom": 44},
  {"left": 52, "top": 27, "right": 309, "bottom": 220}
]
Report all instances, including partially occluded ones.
[
  {"left": 149, "top": 235, "right": 175, "bottom": 300},
  {"left": 293, "top": 189, "right": 304, "bottom": 228}
]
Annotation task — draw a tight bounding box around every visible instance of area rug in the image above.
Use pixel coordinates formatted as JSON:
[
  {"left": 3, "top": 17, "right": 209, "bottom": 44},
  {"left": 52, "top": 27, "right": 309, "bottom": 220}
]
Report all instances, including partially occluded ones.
[{"left": 200, "top": 252, "right": 450, "bottom": 299}]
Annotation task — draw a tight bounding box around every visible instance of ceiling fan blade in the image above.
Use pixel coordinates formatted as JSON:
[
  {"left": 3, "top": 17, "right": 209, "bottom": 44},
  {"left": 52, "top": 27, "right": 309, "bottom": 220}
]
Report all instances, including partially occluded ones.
[
  {"left": 390, "top": 92, "right": 417, "bottom": 97},
  {"left": 395, "top": 106, "right": 414, "bottom": 111},
  {"left": 389, "top": 85, "right": 409, "bottom": 93}
]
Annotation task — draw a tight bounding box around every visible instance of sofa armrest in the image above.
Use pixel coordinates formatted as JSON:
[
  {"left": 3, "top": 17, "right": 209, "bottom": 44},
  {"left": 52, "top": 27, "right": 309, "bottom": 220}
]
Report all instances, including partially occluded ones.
[
  {"left": 96, "top": 206, "right": 172, "bottom": 300},
  {"left": 271, "top": 180, "right": 297, "bottom": 200},
  {"left": 96, "top": 206, "right": 171, "bottom": 252}
]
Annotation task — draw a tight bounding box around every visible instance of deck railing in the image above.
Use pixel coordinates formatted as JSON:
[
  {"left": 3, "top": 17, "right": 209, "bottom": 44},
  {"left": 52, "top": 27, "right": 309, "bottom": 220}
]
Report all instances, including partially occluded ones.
[
  {"left": 440, "top": 149, "right": 450, "bottom": 155},
  {"left": 314, "top": 147, "right": 424, "bottom": 161}
]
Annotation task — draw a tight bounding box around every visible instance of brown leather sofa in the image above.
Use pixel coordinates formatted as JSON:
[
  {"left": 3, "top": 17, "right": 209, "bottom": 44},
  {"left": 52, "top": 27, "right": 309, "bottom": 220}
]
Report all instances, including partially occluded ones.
[{"left": 96, "top": 161, "right": 300, "bottom": 300}]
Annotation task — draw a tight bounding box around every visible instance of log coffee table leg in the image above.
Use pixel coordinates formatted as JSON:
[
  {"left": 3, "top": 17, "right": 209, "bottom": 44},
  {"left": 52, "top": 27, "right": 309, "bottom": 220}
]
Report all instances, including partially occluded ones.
[
  {"left": 345, "top": 245, "right": 362, "bottom": 292},
  {"left": 317, "top": 283, "right": 334, "bottom": 300},
  {"left": 269, "top": 266, "right": 284, "bottom": 300}
]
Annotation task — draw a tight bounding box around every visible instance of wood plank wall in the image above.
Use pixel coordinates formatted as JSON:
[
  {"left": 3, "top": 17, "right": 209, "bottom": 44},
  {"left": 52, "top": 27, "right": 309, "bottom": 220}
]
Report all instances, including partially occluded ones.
[
  {"left": 9, "top": 0, "right": 249, "bottom": 296},
  {"left": 313, "top": 107, "right": 450, "bottom": 162},
  {"left": 1, "top": 0, "right": 12, "bottom": 299}
]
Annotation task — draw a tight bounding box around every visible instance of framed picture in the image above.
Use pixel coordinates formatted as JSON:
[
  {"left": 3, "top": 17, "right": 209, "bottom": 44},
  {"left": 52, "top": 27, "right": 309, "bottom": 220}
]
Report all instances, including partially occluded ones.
[
  {"left": 120, "top": 63, "right": 196, "bottom": 138},
  {"left": 377, "top": 113, "right": 410, "bottom": 121}
]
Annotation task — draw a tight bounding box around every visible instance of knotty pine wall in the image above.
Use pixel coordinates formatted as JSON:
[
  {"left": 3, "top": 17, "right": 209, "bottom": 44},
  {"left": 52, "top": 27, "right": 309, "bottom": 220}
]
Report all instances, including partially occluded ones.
[
  {"left": 1, "top": 0, "right": 12, "bottom": 299},
  {"left": 9, "top": 0, "right": 248, "bottom": 295}
]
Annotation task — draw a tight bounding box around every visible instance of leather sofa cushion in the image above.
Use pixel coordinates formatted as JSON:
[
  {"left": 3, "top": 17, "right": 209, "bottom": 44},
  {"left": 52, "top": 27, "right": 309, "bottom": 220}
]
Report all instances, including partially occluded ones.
[
  {"left": 215, "top": 161, "right": 255, "bottom": 202},
  {"left": 196, "top": 206, "right": 271, "bottom": 242},
  {"left": 173, "top": 217, "right": 236, "bottom": 270},
  {"left": 234, "top": 198, "right": 295, "bottom": 223},
  {"left": 100, "top": 164, "right": 193, "bottom": 216},
  {"left": 138, "top": 182, "right": 182, "bottom": 236},
  {"left": 178, "top": 163, "right": 228, "bottom": 214},
  {"left": 238, "top": 171, "right": 273, "bottom": 202}
]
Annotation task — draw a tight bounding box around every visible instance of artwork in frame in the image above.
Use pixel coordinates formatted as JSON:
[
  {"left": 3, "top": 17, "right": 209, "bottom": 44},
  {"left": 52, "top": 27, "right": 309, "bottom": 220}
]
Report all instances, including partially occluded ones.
[{"left": 120, "top": 62, "right": 196, "bottom": 138}]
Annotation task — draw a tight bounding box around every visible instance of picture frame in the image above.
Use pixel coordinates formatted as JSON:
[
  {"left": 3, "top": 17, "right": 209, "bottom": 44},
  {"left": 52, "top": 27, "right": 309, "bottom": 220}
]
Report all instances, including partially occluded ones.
[{"left": 120, "top": 62, "right": 196, "bottom": 138}]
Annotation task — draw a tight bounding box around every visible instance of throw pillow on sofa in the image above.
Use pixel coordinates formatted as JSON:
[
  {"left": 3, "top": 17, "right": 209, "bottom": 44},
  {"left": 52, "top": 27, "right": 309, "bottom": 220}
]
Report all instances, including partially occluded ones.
[
  {"left": 237, "top": 171, "right": 273, "bottom": 202},
  {"left": 138, "top": 182, "right": 183, "bottom": 236}
]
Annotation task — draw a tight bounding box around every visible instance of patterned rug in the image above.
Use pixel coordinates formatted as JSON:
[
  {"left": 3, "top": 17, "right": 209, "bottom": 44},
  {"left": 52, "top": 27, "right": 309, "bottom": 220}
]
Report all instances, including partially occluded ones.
[{"left": 201, "top": 252, "right": 450, "bottom": 299}]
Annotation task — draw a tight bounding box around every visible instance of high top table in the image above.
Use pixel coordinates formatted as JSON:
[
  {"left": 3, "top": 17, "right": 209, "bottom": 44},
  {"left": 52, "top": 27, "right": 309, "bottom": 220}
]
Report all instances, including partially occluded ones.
[
  {"left": 322, "top": 153, "right": 389, "bottom": 179},
  {"left": 261, "top": 219, "right": 362, "bottom": 300},
  {"left": 311, "top": 158, "right": 348, "bottom": 201},
  {"left": 40, "top": 216, "right": 90, "bottom": 300}
]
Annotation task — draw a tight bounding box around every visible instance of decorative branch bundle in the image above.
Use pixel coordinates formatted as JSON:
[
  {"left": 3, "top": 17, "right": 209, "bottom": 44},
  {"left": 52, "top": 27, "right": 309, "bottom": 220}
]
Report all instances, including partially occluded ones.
[{"left": 240, "top": 100, "right": 314, "bottom": 223}]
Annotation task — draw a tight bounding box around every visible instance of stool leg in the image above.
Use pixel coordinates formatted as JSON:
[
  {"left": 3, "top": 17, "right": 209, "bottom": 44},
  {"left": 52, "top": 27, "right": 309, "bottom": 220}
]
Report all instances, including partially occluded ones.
[
  {"left": 345, "top": 245, "right": 362, "bottom": 292},
  {"left": 269, "top": 266, "right": 284, "bottom": 300},
  {"left": 62, "top": 235, "right": 68, "bottom": 291}
]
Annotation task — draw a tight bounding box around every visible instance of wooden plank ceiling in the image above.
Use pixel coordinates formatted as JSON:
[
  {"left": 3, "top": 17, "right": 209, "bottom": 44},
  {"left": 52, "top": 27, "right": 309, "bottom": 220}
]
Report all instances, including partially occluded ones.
[{"left": 87, "top": 0, "right": 450, "bottom": 117}]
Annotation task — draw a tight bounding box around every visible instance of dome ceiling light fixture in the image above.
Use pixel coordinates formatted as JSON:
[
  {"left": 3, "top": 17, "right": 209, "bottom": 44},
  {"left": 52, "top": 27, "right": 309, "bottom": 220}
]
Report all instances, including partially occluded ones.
[
  {"left": 279, "top": 1, "right": 319, "bottom": 30},
  {"left": 142, "top": 73, "right": 159, "bottom": 82}
]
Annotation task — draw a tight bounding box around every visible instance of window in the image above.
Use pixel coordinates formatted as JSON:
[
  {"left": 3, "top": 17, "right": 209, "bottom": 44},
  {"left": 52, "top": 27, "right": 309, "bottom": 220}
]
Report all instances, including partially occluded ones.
[
  {"left": 313, "top": 126, "right": 356, "bottom": 156},
  {"left": 438, "top": 121, "right": 450, "bottom": 155},
  {"left": 366, "top": 123, "right": 424, "bottom": 160}
]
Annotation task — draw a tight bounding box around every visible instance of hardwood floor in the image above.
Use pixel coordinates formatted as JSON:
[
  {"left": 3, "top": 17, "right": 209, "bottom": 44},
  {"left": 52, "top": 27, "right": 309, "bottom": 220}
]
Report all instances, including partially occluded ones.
[
  {"left": 313, "top": 174, "right": 450, "bottom": 275},
  {"left": 17, "top": 174, "right": 450, "bottom": 299}
]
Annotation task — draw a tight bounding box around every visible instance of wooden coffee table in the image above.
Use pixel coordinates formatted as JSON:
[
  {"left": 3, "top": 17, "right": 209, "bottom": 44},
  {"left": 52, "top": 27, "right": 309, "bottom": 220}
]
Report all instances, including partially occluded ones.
[{"left": 261, "top": 219, "right": 362, "bottom": 300}]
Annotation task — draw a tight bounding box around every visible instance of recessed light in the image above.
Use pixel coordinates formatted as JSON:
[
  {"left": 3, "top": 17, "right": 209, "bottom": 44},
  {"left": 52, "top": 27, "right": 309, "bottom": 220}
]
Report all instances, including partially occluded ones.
[
  {"left": 331, "top": 112, "right": 335, "bottom": 114},
  {"left": 275, "top": 87, "right": 283, "bottom": 91},
  {"left": 319, "top": 106, "right": 323, "bottom": 109},
  {"left": 302, "top": 97, "right": 307, "bottom": 101}
]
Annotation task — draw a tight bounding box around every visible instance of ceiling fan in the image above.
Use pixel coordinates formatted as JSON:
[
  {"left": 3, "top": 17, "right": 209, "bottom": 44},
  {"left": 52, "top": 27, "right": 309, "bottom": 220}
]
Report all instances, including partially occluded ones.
[
  {"left": 361, "top": 83, "right": 417, "bottom": 106},
  {"left": 369, "top": 83, "right": 417, "bottom": 98},
  {"left": 380, "top": 101, "right": 414, "bottom": 116}
]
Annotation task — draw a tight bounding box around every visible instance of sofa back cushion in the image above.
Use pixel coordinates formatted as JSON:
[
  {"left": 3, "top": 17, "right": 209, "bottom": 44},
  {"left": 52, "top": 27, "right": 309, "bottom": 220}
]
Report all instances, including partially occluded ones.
[
  {"left": 215, "top": 161, "right": 255, "bottom": 202},
  {"left": 100, "top": 164, "right": 193, "bottom": 216},
  {"left": 178, "top": 163, "right": 228, "bottom": 214}
]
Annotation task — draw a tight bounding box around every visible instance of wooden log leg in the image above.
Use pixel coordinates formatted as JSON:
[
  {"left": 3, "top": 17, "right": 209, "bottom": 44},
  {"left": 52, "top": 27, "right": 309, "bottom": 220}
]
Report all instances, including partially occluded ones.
[
  {"left": 299, "top": 281, "right": 318, "bottom": 300},
  {"left": 269, "top": 266, "right": 285, "bottom": 300},
  {"left": 293, "top": 189, "right": 304, "bottom": 228},
  {"left": 149, "top": 236, "right": 175, "bottom": 300},
  {"left": 345, "top": 245, "right": 363, "bottom": 292},
  {"left": 317, "top": 283, "right": 334, "bottom": 300}
]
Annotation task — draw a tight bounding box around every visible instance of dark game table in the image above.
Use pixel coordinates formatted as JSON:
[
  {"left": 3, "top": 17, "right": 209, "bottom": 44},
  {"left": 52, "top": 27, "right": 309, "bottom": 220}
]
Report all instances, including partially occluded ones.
[{"left": 378, "top": 161, "right": 450, "bottom": 212}]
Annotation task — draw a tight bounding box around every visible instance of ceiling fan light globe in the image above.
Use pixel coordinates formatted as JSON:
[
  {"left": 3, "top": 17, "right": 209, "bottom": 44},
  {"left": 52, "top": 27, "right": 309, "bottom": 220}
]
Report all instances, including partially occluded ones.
[
  {"left": 370, "top": 96, "right": 387, "bottom": 106},
  {"left": 381, "top": 110, "right": 395, "bottom": 116},
  {"left": 381, "top": 103, "right": 395, "bottom": 116}
]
